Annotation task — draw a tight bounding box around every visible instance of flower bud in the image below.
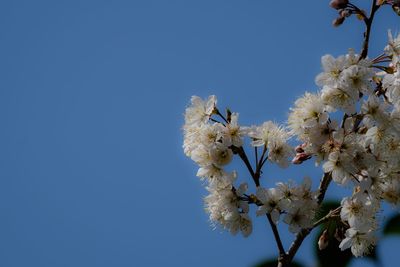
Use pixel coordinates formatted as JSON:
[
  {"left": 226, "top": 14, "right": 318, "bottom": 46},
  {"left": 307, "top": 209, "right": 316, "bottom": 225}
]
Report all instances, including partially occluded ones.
[
  {"left": 295, "top": 144, "right": 306, "bottom": 153},
  {"left": 339, "top": 9, "right": 351, "bottom": 18},
  {"left": 292, "top": 152, "right": 312, "bottom": 164},
  {"left": 318, "top": 230, "right": 329, "bottom": 250},
  {"left": 329, "top": 0, "right": 349, "bottom": 10},
  {"left": 333, "top": 16, "right": 345, "bottom": 27},
  {"left": 209, "top": 143, "right": 233, "bottom": 166}
]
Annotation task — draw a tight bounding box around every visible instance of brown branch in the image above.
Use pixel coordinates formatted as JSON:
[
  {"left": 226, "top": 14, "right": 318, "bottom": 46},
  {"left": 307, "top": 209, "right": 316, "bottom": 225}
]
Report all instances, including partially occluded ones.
[
  {"left": 234, "top": 145, "right": 287, "bottom": 260},
  {"left": 360, "top": 0, "right": 381, "bottom": 59},
  {"left": 232, "top": 146, "right": 259, "bottom": 186},
  {"left": 267, "top": 214, "right": 286, "bottom": 258},
  {"left": 316, "top": 172, "right": 333, "bottom": 204},
  {"left": 259, "top": 145, "right": 268, "bottom": 170}
]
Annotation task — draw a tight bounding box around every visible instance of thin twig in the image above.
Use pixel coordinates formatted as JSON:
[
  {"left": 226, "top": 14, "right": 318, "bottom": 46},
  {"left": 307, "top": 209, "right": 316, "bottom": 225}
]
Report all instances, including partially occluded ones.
[
  {"left": 234, "top": 145, "right": 286, "bottom": 260},
  {"left": 209, "top": 118, "right": 224, "bottom": 126},
  {"left": 267, "top": 214, "right": 286, "bottom": 258},
  {"left": 258, "top": 145, "right": 268, "bottom": 170},
  {"left": 255, "top": 147, "right": 259, "bottom": 170},
  {"left": 216, "top": 109, "right": 229, "bottom": 124},
  {"left": 232, "top": 146, "right": 258, "bottom": 186},
  {"left": 360, "top": 0, "right": 380, "bottom": 59},
  {"left": 313, "top": 206, "right": 342, "bottom": 228},
  {"left": 256, "top": 146, "right": 268, "bottom": 183}
]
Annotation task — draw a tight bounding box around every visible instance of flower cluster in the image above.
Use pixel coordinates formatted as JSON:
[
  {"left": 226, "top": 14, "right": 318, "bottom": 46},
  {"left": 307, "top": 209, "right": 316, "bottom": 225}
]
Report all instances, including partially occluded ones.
[
  {"left": 183, "top": 32, "right": 400, "bottom": 258},
  {"left": 183, "top": 95, "right": 320, "bottom": 237},
  {"left": 248, "top": 122, "right": 294, "bottom": 168},
  {"left": 183, "top": 95, "right": 252, "bottom": 236},
  {"left": 256, "top": 177, "right": 318, "bottom": 233},
  {"left": 182, "top": 1, "right": 400, "bottom": 263},
  {"left": 287, "top": 32, "right": 400, "bottom": 256}
]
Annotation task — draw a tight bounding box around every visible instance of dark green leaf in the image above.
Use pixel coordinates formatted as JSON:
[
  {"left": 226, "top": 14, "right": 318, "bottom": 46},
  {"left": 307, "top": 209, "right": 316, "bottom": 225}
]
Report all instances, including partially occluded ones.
[
  {"left": 314, "top": 200, "right": 355, "bottom": 267},
  {"left": 383, "top": 213, "right": 400, "bottom": 235},
  {"left": 314, "top": 228, "right": 353, "bottom": 267},
  {"left": 314, "top": 200, "right": 381, "bottom": 266},
  {"left": 252, "top": 259, "right": 304, "bottom": 267},
  {"left": 315, "top": 200, "right": 341, "bottom": 222}
]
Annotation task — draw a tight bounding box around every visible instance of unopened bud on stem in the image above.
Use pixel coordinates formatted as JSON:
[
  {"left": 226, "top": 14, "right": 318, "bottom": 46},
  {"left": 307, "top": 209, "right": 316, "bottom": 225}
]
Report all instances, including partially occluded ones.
[
  {"left": 329, "top": 0, "right": 349, "bottom": 10},
  {"left": 295, "top": 144, "right": 306, "bottom": 153},
  {"left": 292, "top": 152, "right": 312, "bottom": 164},
  {"left": 318, "top": 229, "right": 329, "bottom": 250},
  {"left": 339, "top": 9, "right": 351, "bottom": 18},
  {"left": 333, "top": 16, "right": 345, "bottom": 27}
]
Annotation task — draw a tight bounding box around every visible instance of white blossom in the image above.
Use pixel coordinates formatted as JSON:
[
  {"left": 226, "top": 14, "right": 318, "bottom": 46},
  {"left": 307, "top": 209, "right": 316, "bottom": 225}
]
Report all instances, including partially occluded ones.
[
  {"left": 183, "top": 95, "right": 217, "bottom": 157},
  {"left": 248, "top": 121, "right": 289, "bottom": 147},
  {"left": 340, "top": 193, "right": 378, "bottom": 231},
  {"left": 183, "top": 32, "right": 400, "bottom": 258},
  {"left": 224, "top": 113, "right": 245, "bottom": 147},
  {"left": 339, "top": 228, "right": 376, "bottom": 257},
  {"left": 283, "top": 203, "right": 314, "bottom": 233},
  {"left": 385, "top": 30, "right": 400, "bottom": 65},
  {"left": 383, "top": 70, "right": 400, "bottom": 105},
  {"left": 288, "top": 92, "right": 329, "bottom": 139},
  {"left": 321, "top": 84, "right": 358, "bottom": 114},
  {"left": 209, "top": 142, "right": 233, "bottom": 167},
  {"left": 268, "top": 141, "right": 294, "bottom": 168},
  {"left": 340, "top": 64, "right": 374, "bottom": 95},
  {"left": 316, "top": 54, "right": 347, "bottom": 87},
  {"left": 323, "top": 151, "right": 357, "bottom": 185},
  {"left": 205, "top": 183, "right": 252, "bottom": 237},
  {"left": 364, "top": 126, "right": 395, "bottom": 154},
  {"left": 361, "top": 95, "right": 389, "bottom": 126},
  {"left": 184, "top": 95, "right": 217, "bottom": 128},
  {"left": 248, "top": 121, "right": 293, "bottom": 168},
  {"left": 256, "top": 187, "right": 287, "bottom": 224}
]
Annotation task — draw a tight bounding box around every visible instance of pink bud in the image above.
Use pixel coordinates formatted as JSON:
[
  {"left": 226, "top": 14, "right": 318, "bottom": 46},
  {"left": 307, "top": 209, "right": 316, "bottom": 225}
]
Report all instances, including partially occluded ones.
[
  {"left": 292, "top": 152, "right": 312, "bottom": 164},
  {"left": 329, "top": 0, "right": 349, "bottom": 10}
]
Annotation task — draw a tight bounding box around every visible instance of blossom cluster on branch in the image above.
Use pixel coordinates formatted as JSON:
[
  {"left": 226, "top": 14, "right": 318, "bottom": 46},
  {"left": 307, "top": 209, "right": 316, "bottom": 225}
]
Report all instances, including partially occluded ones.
[{"left": 182, "top": 0, "right": 400, "bottom": 264}]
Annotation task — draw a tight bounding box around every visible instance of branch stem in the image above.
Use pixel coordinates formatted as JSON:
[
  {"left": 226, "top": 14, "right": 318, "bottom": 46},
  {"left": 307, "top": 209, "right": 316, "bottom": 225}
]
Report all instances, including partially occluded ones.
[
  {"left": 360, "top": 0, "right": 380, "bottom": 59},
  {"left": 267, "top": 214, "right": 286, "bottom": 258},
  {"left": 234, "top": 146, "right": 259, "bottom": 186},
  {"left": 235, "top": 146, "right": 286, "bottom": 260}
]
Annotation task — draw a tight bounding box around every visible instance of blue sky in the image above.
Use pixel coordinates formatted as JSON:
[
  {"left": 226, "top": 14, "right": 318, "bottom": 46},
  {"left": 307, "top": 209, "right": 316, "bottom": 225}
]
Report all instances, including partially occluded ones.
[{"left": 0, "top": 1, "right": 399, "bottom": 267}]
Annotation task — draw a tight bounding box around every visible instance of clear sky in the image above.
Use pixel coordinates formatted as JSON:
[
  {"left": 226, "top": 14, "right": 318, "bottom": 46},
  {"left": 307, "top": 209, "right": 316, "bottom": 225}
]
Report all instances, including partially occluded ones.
[{"left": 0, "top": 1, "right": 399, "bottom": 267}]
